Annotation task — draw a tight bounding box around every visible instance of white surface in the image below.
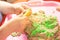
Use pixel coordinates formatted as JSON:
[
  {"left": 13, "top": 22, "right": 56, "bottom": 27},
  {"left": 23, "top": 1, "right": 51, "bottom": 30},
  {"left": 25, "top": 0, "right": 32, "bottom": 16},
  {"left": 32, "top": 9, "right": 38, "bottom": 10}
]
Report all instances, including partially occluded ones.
[
  {"left": 6, "top": 34, "right": 27, "bottom": 40},
  {"left": 31, "top": 7, "right": 56, "bottom": 15}
]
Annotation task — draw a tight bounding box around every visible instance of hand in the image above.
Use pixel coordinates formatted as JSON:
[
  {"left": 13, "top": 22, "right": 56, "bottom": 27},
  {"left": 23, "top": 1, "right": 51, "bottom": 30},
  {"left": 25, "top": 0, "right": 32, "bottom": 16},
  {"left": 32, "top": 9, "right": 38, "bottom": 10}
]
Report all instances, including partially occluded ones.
[
  {"left": 12, "top": 3, "right": 30, "bottom": 15},
  {"left": 9, "top": 15, "right": 30, "bottom": 32},
  {"left": 1, "top": 15, "right": 30, "bottom": 32},
  {"left": 0, "top": 15, "right": 30, "bottom": 40},
  {"left": 0, "top": 1, "right": 14, "bottom": 14},
  {"left": 0, "top": 1, "right": 29, "bottom": 15}
]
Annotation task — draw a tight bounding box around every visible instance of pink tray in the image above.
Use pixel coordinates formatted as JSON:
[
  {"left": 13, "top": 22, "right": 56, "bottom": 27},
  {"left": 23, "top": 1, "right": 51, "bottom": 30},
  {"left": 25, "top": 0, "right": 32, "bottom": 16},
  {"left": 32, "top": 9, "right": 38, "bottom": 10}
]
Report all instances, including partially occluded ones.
[{"left": 21, "top": 1, "right": 60, "bottom": 7}]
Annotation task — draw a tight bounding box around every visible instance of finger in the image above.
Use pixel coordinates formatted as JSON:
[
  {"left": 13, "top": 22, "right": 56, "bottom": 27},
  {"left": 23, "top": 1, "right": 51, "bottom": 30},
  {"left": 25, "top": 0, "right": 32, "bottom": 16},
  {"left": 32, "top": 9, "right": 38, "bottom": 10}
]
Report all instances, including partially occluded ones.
[
  {"left": 21, "top": 4, "right": 30, "bottom": 10},
  {"left": 18, "top": 8, "right": 32, "bottom": 17},
  {"left": 12, "top": 4, "right": 25, "bottom": 14},
  {"left": 15, "top": 7, "right": 25, "bottom": 15},
  {"left": 13, "top": 3, "right": 25, "bottom": 11}
]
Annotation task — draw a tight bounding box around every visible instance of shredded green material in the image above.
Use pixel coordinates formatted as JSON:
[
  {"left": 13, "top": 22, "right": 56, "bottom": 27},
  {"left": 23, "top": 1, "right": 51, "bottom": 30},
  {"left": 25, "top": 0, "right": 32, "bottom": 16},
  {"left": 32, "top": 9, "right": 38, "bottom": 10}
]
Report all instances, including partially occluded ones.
[
  {"left": 42, "top": 16, "right": 57, "bottom": 29},
  {"left": 30, "top": 16, "right": 57, "bottom": 37},
  {"left": 26, "top": 11, "right": 58, "bottom": 38}
]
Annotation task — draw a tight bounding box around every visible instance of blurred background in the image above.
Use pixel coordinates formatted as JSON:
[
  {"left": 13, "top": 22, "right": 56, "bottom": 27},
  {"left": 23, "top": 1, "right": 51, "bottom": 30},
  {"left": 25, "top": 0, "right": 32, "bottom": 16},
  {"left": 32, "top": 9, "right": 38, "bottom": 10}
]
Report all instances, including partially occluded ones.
[{"left": 0, "top": 0, "right": 60, "bottom": 3}]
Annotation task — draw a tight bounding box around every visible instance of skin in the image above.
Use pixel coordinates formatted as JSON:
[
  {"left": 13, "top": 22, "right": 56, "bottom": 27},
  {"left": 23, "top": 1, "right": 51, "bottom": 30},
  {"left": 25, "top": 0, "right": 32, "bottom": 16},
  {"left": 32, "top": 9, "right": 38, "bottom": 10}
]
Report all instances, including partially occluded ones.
[
  {"left": 0, "top": 1, "right": 30, "bottom": 40},
  {"left": 0, "top": 15, "right": 30, "bottom": 40},
  {"left": 0, "top": 1, "right": 15, "bottom": 14},
  {"left": 0, "top": 1, "right": 29, "bottom": 15}
]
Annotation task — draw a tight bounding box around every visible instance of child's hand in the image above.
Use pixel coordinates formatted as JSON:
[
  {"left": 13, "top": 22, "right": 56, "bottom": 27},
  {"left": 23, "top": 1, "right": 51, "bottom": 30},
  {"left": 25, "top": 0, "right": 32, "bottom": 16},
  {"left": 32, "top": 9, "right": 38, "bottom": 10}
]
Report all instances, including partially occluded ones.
[
  {"left": 12, "top": 3, "right": 30, "bottom": 15},
  {"left": 1, "top": 15, "right": 30, "bottom": 32},
  {"left": 0, "top": 15, "right": 30, "bottom": 40},
  {"left": 0, "top": 1, "right": 29, "bottom": 15}
]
